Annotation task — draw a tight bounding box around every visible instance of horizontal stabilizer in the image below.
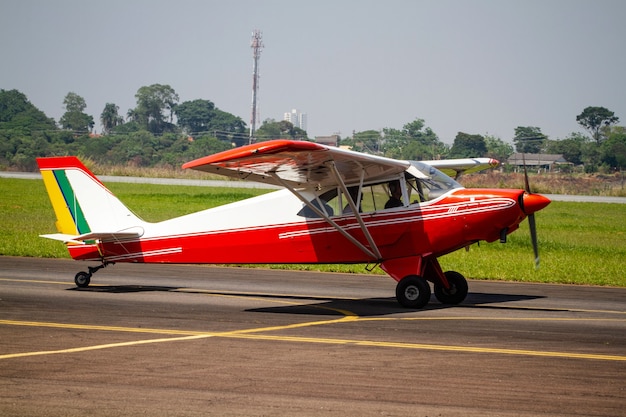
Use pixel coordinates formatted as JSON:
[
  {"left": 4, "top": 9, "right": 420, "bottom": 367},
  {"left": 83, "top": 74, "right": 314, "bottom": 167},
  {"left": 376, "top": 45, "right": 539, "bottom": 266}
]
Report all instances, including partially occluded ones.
[{"left": 40, "top": 231, "right": 142, "bottom": 244}]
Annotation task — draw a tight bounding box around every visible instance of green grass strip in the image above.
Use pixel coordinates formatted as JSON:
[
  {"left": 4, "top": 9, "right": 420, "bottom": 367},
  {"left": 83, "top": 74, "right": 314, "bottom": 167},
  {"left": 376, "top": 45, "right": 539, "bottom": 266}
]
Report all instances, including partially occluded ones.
[{"left": 1, "top": 178, "right": 624, "bottom": 287}]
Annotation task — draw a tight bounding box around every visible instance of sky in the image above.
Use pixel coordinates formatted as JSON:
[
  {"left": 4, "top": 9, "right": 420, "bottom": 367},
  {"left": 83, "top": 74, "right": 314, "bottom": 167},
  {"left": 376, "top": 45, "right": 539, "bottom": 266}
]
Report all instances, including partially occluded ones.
[{"left": 1, "top": 0, "right": 625, "bottom": 144}]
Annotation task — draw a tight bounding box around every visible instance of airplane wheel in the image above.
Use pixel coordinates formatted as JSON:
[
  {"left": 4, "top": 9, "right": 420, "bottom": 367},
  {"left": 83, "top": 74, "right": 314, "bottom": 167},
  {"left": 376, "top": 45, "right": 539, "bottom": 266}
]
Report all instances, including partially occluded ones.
[
  {"left": 434, "top": 271, "right": 468, "bottom": 304},
  {"left": 396, "top": 275, "right": 431, "bottom": 309},
  {"left": 74, "top": 271, "right": 91, "bottom": 288}
]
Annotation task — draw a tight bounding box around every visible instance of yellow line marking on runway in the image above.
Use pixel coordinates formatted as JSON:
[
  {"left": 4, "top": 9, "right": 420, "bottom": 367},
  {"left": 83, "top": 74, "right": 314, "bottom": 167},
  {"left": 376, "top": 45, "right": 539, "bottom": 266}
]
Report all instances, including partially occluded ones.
[
  {"left": 2, "top": 277, "right": 625, "bottom": 361},
  {"left": 363, "top": 316, "right": 626, "bottom": 323},
  {"left": 0, "top": 334, "right": 214, "bottom": 360},
  {"left": 221, "top": 333, "right": 626, "bottom": 362},
  {"left": 472, "top": 305, "right": 626, "bottom": 315},
  {"left": 225, "top": 316, "right": 359, "bottom": 334},
  {"left": 0, "top": 317, "right": 356, "bottom": 360},
  {"left": 1, "top": 317, "right": 625, "bottom": 362},
  {"left": 0, "top": 317, "right": 357, "bottom": 338},
  {"left": 0, "top": 319, "right": 206, "bottom": 335}
]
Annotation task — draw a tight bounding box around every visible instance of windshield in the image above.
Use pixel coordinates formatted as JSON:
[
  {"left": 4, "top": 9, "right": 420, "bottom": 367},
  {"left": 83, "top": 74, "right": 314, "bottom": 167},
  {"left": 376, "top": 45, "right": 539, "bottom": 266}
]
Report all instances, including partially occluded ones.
[{"left": 407, "top": 161, "right": 462, "bottom": 201}]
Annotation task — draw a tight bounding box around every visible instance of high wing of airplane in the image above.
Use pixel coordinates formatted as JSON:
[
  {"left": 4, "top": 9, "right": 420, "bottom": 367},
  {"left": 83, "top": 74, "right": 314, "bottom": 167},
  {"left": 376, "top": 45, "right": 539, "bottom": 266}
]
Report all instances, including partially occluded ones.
[
  {"left": 181, "top": 139, "right": 411, "bottom": 187},
  {"left": 37, "top": 139, "right": 550, "bottom": 309}
]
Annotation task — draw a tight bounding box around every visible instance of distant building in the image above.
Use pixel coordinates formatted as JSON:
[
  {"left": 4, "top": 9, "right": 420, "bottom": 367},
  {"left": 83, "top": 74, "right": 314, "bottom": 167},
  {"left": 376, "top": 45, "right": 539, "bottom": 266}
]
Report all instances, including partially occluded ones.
[
  {"left": 283, "top": 109, "right": 307, "bottom": 131},
  {"left": 315, "top": 135, "right": 340, "bottom": 147},
  {"left": 506, "top": 153, "right": 571, "bottom": 172}
]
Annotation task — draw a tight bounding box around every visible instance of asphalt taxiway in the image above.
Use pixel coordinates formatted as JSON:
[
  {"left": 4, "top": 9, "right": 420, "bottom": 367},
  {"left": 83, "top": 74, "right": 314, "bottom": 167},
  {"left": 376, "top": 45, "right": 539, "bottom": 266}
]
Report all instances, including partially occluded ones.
[{"left": 1, "top": 256, "right": 625, "bottom": 416}]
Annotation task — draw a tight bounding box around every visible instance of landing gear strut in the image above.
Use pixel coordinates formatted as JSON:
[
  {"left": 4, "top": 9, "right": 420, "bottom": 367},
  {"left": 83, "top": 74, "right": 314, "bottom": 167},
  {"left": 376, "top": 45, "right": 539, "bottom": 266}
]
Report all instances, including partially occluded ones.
[{"left": 74, "top": 261, "right": 114, "bottom": 288}]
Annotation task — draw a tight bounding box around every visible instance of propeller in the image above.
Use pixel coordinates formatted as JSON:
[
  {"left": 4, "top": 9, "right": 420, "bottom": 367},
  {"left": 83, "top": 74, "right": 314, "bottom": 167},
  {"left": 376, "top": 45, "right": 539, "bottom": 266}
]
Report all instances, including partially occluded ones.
[{"left": 521, "top": 154, "right": 550, "bottom": 269}]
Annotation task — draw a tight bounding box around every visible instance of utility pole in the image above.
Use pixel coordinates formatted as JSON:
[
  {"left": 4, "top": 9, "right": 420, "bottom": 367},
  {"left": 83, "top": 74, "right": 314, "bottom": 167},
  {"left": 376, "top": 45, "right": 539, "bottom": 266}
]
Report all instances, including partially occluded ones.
[{"left": 249, "top": 30, "right": 263, "bottom": 144}]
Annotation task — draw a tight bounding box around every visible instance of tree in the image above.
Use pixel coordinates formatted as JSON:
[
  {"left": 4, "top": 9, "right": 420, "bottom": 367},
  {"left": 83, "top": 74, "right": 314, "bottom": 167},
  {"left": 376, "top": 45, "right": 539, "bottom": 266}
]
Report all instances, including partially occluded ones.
[
  {"left": 484, "top": 135, "right": 514, "bottom": 162},
  {"left": 255, "top": 119, "right": 307, "bottom": 141},
  {"left": 576, "top": 106, "right": 619, "bottom": 144},
  {"left": 544, "top": 132, "right": 589, "bottom": 165},
  {"left": 255, "top": 119, "right": 281, "bottom": 139},
  {"left": 0, "top": 89, "right": 56, "bottom": 132},
  {"left": 100, "top": 103, "right": 124, "bottom": 134},
  {"left": 208, "top": 108, "right": 247, "bottom": 144},
  {"left": 59, "top": 92, "right": 94, "bottom": 134},
  {"left": 131, "top": 84, "right": 179, "bottom": 134},
  {"left": 381, "top": 118, "right": 446, "bottom": 160},
  {"left": 513, "top": 126, "right": 546, "bottom": 153},
  {"left": 449, "top": 132, "right": 487, "bottom": 158},
  {"left": 601, "top": 127, "right": 626, "bottom": 170},
  {"left": 351, "top": 130, "right": 382, "bottom": 154},
  {"left": 377, "top": 128, "right": 402, "bottom": 157},
  {"left": 175, "top": 99, "right": 247, "bottom": 144},
  {"left": 185, "top": 135, "right": 232, "bottom": 159},
  {"left": 175, "top": 99, "right": 216, "bottom": 134},
  {"left": 0, "top": 89, "right": 59, "bottom": 169}
]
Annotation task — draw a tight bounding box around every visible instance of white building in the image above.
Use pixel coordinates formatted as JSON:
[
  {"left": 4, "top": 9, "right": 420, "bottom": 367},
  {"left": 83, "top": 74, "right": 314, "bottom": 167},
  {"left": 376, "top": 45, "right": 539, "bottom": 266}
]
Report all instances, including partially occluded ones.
[{"left": 283, "top": 108, "right": 307, "bottom": 131}]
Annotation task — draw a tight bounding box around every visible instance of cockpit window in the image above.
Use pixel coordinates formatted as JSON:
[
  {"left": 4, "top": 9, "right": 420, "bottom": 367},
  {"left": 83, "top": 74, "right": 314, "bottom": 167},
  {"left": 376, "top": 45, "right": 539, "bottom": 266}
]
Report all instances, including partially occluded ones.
[
  {"left": 298, "top": 181, "right": 407, "bottom": 218},
  {"left": 297, "top": 163, "right": 462, "bottom": 218}
]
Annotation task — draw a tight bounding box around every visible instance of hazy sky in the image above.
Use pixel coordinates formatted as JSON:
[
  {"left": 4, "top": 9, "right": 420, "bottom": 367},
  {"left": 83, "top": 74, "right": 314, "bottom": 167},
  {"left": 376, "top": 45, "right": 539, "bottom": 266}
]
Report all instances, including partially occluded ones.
[{"left": 2, "top": 0, "right": 624, "bottom": 144}]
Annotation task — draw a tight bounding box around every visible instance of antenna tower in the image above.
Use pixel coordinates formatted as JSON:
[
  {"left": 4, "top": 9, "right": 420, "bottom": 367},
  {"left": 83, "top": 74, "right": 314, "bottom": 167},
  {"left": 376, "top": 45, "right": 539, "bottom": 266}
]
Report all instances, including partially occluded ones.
[{"left": 249, "top": 29, "right": 264, "bottom": 144}]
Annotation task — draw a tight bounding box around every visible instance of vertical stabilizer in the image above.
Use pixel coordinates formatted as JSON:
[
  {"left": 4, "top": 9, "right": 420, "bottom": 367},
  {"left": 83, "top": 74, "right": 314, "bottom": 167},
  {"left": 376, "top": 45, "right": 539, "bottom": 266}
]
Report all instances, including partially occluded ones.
[{"left": 37, "top": 157, "right": 146, "bottom": 237}]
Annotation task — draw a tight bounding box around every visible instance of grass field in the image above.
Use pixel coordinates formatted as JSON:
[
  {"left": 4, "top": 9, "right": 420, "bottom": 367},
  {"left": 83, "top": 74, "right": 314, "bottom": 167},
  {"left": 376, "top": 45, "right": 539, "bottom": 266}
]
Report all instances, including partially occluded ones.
[{"left": 2, "top": 178, "right": 625, "bottom": 287}]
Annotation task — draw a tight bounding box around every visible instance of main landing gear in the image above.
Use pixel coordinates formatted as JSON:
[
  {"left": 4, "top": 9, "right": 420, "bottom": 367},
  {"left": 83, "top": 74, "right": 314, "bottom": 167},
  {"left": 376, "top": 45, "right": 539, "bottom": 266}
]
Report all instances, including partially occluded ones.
[
  {"left": 395, "top": 275, "right": 431, "bottom": 309},
  {"left": 74, "top": 261, "right": 114, "bottom": 288},
  {"left": 395, "top": 270, "right": 468, "bottom": 309},
  {"left": 384, "top": 256, "right": 469, "bottom": 309}
]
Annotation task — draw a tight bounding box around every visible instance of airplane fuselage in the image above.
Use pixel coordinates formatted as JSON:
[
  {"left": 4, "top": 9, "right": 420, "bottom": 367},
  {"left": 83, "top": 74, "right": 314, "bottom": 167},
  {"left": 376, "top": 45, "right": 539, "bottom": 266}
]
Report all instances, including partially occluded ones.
[{"left": 67, "top": 187, "right": 529, "bottom": 268}]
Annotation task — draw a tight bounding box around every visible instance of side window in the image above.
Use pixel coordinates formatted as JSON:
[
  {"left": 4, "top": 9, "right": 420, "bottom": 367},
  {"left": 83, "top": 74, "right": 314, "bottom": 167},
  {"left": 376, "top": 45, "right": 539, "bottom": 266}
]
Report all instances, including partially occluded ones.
[
  {"left": 298, "top": 179, "right": 413, "bottom": 218},
  {"left": 360, "top": 184, "right": 390, "bottom": 212},
  {"left": 340, "top": 183, "right": 399, "bottom": 214}
]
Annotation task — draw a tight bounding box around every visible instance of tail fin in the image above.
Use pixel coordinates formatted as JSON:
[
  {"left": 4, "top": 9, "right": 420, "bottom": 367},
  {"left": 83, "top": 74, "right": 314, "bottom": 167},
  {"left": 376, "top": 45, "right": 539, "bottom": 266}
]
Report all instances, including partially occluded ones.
[{"left": 37, "top": 157, "right": 146, "bottom": 242}]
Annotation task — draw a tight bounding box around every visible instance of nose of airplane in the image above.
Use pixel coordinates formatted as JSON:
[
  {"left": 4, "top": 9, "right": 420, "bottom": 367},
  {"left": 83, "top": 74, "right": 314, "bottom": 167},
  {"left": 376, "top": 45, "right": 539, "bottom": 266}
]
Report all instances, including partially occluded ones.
[{"left": 522, "top": 193, "right": 551, "bottom": 215}]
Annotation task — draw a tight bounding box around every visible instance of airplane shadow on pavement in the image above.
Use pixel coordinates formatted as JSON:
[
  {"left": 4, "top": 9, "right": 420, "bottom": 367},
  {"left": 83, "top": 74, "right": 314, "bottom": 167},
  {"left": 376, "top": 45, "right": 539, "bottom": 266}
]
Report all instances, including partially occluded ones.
[
  {"left": 247, "top": 292, "right": 545, "bottom": 317},
  {"left": 68, "top": 285, "right": 545, "bottom": 317},
  {"left": 68, "top": 284, "right": 178, "bottom": 293}
]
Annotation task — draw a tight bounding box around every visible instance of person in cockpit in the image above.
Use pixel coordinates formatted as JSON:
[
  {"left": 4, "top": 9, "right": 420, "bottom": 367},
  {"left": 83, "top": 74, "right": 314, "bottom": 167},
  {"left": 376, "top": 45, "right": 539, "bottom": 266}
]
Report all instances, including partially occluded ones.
[{"left": 385, "top": 180, "right": 403, "bottom": 209}]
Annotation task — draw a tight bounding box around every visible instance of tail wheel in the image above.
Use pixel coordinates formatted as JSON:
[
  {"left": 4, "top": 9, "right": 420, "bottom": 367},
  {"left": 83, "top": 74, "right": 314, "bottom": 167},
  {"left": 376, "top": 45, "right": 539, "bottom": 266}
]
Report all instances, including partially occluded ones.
[
  {"left": 434, "top": 271, "right": 468, "bottom": 304},
  {"left": 396, "top": 275, "right": 431, "bottom": 309},
  {"left": 74, "top": 271, "right": 91, "bottom": 288}
]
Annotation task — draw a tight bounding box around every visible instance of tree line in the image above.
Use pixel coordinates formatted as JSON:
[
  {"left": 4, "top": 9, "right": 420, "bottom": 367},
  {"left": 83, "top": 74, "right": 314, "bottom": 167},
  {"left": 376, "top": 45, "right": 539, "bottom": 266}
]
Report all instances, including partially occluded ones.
[{"left": 1, "top": 86, "right": 624, "bottom": 173}]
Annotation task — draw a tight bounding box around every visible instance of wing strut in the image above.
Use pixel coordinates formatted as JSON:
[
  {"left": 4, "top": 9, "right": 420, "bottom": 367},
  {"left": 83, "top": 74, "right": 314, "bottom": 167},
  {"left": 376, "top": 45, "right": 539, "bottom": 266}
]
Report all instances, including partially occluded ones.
[
  {"left": 269, "top": 171, "right": 382, "bottom": 262},
  {"left": 327, "top": 161, "right": 382, "bottom": 260}
]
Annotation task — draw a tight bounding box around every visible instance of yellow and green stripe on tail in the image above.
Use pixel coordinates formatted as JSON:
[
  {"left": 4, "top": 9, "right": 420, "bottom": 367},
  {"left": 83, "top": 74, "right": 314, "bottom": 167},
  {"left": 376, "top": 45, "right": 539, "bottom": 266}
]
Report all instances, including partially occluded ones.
[{"left": 40, "top": 164, "right": 91, "bottom": 236}]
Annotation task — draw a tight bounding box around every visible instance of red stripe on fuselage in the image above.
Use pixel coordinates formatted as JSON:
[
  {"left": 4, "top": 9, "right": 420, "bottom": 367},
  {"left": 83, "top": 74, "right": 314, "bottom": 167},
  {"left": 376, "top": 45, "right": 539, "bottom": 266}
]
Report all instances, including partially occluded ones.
[{"left": 68, "top": 191, "right": 524, "bottom": 264}]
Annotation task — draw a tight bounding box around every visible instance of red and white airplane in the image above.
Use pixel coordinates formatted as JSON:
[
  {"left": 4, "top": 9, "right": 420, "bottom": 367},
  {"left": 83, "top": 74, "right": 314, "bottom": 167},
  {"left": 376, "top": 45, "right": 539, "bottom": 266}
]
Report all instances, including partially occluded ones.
[{"left": 37, "top": 139, "right": 550, "bottom": 309}]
